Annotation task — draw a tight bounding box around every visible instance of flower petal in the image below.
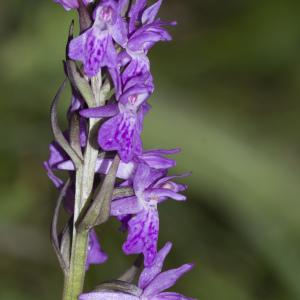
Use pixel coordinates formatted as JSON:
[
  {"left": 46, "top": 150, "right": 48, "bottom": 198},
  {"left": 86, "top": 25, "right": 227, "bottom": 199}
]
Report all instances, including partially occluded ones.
[
  {"left": 143, "top": 264, "right": 194, "bottom": 297},
  {"left": 43, "top": 162, "right": 63, "bottom": 189},
  {"left": 80, "top": 104, "right": 119, "bottom": 118},
  {"left": 86, "top": 230, "right": 108, "bottom": 270},
  {"left": 110, "top": 196, "right": 142, "bottom": 216},
  {"left": 139, "top": 153, "right": 176, "bottom": 170},
  {"left": 48, "top": 142, "right": 68, "bottom": 168},
  {"left": 128, "top": 0, "right": 147, "bottom": 32},
  {"left": 141, "top": 0, "right": 163, "bottom": 24},
  {"left": 133, "top": 164, "right": 165, "bottom": 194},
  {"left": 79, "top": 291, "right": 138, "bottom": 300},
  {"left": 68, "top": 29, "right": 87, "bottom": 61},
  {"left": 146, "top": 189, "right": 186, "bottom": 202},
  {"left": 98, "top": 112, "right": 142, "bottom": 163},
  {"left": 138, "top": 242, "right": 172, "bottom": 289},
  {"left": 123, "top": 208, "right": 159, "bottom": 266}
]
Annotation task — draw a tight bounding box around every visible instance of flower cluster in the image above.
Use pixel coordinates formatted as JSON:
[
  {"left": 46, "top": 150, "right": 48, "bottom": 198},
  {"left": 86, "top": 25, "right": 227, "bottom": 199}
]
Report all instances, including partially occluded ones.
[{"left": 46, "top": 0, "right": 194, "bottom": 299}]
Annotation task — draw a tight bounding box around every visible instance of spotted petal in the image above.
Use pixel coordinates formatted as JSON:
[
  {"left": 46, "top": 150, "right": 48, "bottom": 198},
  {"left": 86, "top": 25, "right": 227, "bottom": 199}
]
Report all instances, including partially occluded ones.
[
  {"left": 138, "top": 242, "right": 172, "bottom": 289},
  {"left": 110, "top": 196, "right": 142, "bottom": 216},
  {"left": 123, "top": 208, "right": 159, "bottom": 266},
  {"left": 98, "top": 111, "right": 142, "bottom": 163}
]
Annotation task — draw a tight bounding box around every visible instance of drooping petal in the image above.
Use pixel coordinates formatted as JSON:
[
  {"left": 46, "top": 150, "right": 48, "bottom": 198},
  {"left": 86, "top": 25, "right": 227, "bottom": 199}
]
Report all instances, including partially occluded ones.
[
  {"left": 123, "top": 208, "right": 159, "bottom": 266},
  {"left": 143, "top": 264, "right": 194, "bottom": 297},
  {"left": 80, "top": 104, "right": 119, "bottom": 118},
  {"left": 141, "top": 0, "right": 163, "bottom": 24},
  {"left": 69, "top": 28, "right": 117, "bottom": 77},
  {"left": 43, "top": 162, "right": 64, "bottom": 189},
  {"left": 110, "top": 196, "right": 142, "bottom": 216},
  {"left": 138, "top": 242, "right": 172, "bottom": 289},
  {"left": 79, "top": 291, "right": 138, "bottom": 300},
  {"left": 86, "top": 230, "right": 108, "bottom": 270},
  {"left": 98, "top": 111, "right": 143, "bottom": 163},
  {"left": 83, "top": 30, "right": 114, "bottom": 77},
  {"left": 48, "top": 142, "right": 68, "bottom": 169},
  {"left": 152, "top": 292, "right": 196, "bottom": 300}
]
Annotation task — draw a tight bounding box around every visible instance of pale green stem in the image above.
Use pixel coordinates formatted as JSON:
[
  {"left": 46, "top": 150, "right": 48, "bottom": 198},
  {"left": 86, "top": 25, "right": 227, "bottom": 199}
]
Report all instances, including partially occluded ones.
[{"left": 62, "top": 73, "right": 103, "bottom": 300}]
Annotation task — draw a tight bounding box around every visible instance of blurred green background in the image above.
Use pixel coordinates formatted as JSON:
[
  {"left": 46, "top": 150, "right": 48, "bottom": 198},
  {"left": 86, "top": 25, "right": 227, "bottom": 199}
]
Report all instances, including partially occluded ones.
[{"left": 1, "top": 0, "right": 300, "bottom": 299}]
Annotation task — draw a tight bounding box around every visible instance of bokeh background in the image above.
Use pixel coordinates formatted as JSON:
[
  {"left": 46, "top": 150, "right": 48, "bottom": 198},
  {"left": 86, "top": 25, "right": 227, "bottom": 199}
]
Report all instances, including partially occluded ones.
[{"left": 1, "top": 0, "right": 300, "bottom": 299}]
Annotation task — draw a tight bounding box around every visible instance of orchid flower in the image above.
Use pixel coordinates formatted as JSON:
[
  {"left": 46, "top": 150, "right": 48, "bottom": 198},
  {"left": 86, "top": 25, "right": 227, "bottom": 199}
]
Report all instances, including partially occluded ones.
[
  {"left": 69, "top": 0, "right": 128, "bottom": 76},
  {"left": 111, "top": 164, "right": 187, "bottom": 266}
]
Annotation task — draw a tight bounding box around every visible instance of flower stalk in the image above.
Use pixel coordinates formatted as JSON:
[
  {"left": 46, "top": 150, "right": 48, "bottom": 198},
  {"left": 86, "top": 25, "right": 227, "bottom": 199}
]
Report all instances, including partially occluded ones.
[{"left": 45, "top": 1, "right": 196, "bottom": 300}]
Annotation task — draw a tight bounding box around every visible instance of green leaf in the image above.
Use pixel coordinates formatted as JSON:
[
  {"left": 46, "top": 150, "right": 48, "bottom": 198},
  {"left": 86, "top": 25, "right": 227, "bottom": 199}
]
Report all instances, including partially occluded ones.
[
  {"left": 66, "top": 60, "right": 96, "bottom": 108},
  {"left": 50, "top": 79, "right": 83, "bottom": 168},
  {"left": 76, "top": 155, "right": 120, "bottom": 232},
  {"left": 50, "top": 179, "right": 70, "bottom": 274}
]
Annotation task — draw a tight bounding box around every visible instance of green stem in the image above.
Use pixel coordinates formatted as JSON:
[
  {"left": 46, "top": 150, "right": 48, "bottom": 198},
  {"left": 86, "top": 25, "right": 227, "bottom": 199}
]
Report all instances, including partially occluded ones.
[
  {"left": 62, "top": 73, "right": 103, "bottom": 300},
  {"left": 62, "top": 231, "right": 89, "bottom": 300}
]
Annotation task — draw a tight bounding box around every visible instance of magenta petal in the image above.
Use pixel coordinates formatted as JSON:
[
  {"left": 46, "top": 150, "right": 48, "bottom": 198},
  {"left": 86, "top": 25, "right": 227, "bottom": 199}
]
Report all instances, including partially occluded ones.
[
  {"left": 48, "top": 143, "right": 67, "bottom": 168},
  {"left": 143, "top": 264, "right": 194, "bottom": 297},
  {"left": 123, "top": 208, "right": 159, "bottom": 266},
  {"left": 68, "top": 30, "right": 87, "bottom": 61},
  {"left": 86, "top": 230, "right": 108, "bottom": 270},
  {"left": 110, "top": 15, "right": 128, "bottom": 47},
  {"left": 79, "top": 291, "right": 138, "bottom": 300},
  {"left": 98, "top": 112, "right": 142, "bottom": 163},
  {"left": 138, "top": 242, "right": 172, "bottom": 289},
  {"left": 43, "top": 162, "right": 63, "bottom": 189},
  {"left": 83, "top": 30, "right": 109, "bottom": 77},
  {"left": 141, "top": 0, "right": 163, "bottom": 24},
  {"left": 146, "top": 189, "right": 186, "bottom": 202},
  {"left": 110, "top": 196, "right": 142, "bottom": 216},
  {"left": 133, "top": 164, "right": 165, "bottom": 194},
  {"left": 129, "top": 0, "right": 147, "bottom": 32},
  {"left": 139, "top": 154, "right": 176, "bottom": 170},
  {"left": 80, "top": 104, "right": 119, "bottom": 118}
]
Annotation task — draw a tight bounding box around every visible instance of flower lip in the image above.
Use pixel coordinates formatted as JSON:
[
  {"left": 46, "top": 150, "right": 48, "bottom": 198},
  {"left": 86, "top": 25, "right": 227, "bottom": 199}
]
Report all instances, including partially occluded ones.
[{"left": 100, "top": 5, "right": 114, "bottom": 23}]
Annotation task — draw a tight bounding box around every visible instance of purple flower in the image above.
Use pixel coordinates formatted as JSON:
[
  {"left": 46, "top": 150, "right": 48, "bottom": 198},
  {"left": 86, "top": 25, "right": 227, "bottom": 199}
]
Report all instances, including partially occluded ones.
[
  {"left": 53, "top": 0, "right": 93, "bottom": 11},
  {"left": 110, "top": 164, "right": 187, "bottom": 266},
  {"left": 110, "top": 0, "right": 175, "bottom": 98},
  {"left": 80, "top": 76, "right": 152, "bottom": 162},
  {"left": 127, "top": 0, "right": 176, "bottom": 55},
  {"left": 86, "top": 230, "right": 108, "bottom": 270},
  {"left": 69, "top": 0, "right": 128, "bottom": 77},
  {"left": 79, "top": 242, "right": 195, "bottom": 300}
]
